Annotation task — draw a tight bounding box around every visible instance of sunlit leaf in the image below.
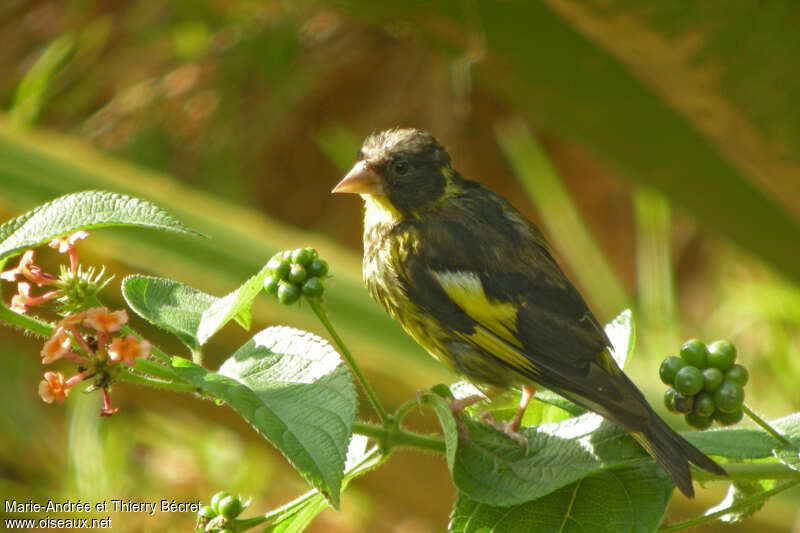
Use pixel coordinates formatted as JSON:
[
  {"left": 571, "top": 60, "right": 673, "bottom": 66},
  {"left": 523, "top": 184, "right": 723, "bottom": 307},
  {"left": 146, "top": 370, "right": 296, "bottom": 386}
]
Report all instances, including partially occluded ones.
[
  {"left": 449, "top": 462, "right": 673, "bottom": 533},
  {"left": 171, "top": 326, "right": 357, "bottom": 508},
  {"left": 0, "top": 190, "right": 201, "bottom": 262}
]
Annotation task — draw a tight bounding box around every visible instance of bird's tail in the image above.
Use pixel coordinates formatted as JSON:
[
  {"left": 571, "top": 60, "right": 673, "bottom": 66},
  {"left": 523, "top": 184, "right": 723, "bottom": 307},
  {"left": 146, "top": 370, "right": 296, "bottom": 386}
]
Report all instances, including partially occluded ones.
[{"left": 632, "top": 409, "right": 727, "bottom": 498}]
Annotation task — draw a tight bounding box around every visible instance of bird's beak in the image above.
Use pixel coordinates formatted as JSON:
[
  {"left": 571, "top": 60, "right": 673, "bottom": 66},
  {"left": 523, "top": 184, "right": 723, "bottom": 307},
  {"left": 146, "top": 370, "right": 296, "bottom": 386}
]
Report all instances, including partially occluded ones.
[{"left": 331, "top": 160, "right": 384, "bottom": 195}]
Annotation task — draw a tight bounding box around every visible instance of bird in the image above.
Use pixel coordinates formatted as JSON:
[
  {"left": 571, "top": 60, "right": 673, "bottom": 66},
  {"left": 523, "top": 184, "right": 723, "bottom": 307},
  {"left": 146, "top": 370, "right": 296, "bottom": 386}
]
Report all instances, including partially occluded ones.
[{"left": 331, "top": 127, "right": 726, "bottom": 498}]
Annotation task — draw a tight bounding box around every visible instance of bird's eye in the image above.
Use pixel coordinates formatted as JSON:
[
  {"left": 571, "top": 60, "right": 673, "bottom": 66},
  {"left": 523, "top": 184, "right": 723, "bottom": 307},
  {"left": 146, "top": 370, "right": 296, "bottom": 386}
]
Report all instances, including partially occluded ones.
[{"left": 393, "top": 160, "right": 409, "bottom": 175}]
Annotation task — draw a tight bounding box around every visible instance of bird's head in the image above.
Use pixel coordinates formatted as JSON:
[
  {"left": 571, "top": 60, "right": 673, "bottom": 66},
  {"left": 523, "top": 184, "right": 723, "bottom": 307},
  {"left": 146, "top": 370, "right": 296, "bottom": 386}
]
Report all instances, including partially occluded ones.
[{"left": 332, "top": 128, "right": 453, "bottom": 217}]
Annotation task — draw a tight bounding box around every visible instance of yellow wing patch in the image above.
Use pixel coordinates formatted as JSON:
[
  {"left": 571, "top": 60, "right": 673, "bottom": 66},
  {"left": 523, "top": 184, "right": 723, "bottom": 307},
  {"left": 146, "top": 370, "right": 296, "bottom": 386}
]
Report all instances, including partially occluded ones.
[
  {"left": 460, "top": 325, "right": 540, "bottom": 377},
  {"left": 432, "top": 271, "right": 522, "bottom": 347}
]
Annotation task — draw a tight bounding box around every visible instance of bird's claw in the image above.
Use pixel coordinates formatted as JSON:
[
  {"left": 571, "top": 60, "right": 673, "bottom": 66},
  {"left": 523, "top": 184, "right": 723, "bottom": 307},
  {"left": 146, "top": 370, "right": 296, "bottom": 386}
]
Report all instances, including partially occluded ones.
[{"left": 478, "top": 411, "right": 530, "bottom": 452}]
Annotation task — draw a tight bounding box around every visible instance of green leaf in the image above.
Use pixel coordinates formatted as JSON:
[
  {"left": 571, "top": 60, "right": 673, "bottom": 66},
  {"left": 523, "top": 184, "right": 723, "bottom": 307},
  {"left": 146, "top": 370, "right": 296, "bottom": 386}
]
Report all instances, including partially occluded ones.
[
  {"left": 451, "top": 413, "right": 646, "bottom": 506},
  {"left": 170, "top": 326, "right": 357, "bottom": 508},
  {"left": 419, "top": 391, "right": 460, "bottom": 471},
  {"left": 263, "top": 436, "right": 383, "bottom": 533},
  {"left": 685, "top": 413, "right": 800, "bottom": 460},
  {"left": 121, "top": 276, "right": 216, "bottom": 351},
  {"left": 704, "top": 480, "right": 776, "bottom": 524},
  {"left": 773, "top": 445, "right": 800, "bottom": 473},
  {"left": 0, "top": 190, "right": 201, "bottom": 262},
  {"left": 122, "top": 267, "right": 272, "bottom": 349},
  {"left": 449, "top": 462, "right": 673, "bottom": 533},
  {"left": 196, "top": 265, "right": 272, "bottom": 343}
]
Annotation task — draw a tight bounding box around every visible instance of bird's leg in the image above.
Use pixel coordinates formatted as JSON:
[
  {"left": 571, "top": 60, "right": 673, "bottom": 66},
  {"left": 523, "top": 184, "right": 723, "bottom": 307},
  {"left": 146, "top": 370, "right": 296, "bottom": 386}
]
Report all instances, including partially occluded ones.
[
  {"left": 508, "top": 385, "right": 535, "bottom": 432},
  {"left": 479, "top": 385, "right": 535, "bottom": 450},
  {"left": 448, "top": 393, "right": 486, "bottom": 440}
]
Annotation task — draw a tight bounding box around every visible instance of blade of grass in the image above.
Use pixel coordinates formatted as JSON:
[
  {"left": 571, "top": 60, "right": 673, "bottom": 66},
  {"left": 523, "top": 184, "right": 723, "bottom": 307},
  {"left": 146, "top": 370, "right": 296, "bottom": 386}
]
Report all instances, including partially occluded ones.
[{"left": 495, "top": 117, "right": 629, "bottom": 321}]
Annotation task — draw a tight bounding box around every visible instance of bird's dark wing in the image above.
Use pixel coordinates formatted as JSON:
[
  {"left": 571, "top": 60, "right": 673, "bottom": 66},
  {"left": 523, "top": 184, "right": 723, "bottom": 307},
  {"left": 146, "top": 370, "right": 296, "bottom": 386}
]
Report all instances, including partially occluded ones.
[{"left": 395, "top": 183, "right": 620, "bottom": 393}]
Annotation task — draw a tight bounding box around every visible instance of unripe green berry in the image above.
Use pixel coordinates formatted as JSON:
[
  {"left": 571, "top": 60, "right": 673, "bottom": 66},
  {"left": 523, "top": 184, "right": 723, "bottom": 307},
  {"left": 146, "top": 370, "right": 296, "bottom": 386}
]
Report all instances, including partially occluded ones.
[
  {"left": 674, "top": 366, "right": 704, "bottom": 396},
  {"left": 707, "top": 340, "right": 737, "bottom": 371},
  {"left": 713, "top": 381, "right": 744, "bottom": 412},
  {"left": 301, "top": 277, "right": 324, "bottom": 298},
  {"left": 267, "top": 257, "right": 291, "bottom": 280},
  {"left": 280, "top": 250, "right": 293, "bottom": 260},
  {"left": 685, "top": 411, "right": 713, "bottom": 430},
  {"left": 701, "top": 367, "right": 724, "bottom": 392},
  {"left": 664, "top": 388, "right": 679, "bottom": 413},
  {"left": 679, "top": 339, "right": 708, "bottom": 368},
  {"left": 291, "top": 248, "right": 314, "bottom": 265},
  {"left": 210, "top": 492, "right": 230, "bottom": 514},
  {"left": 289, "top": 264, "right": 307, "bottom": 284},
  {"left": 725, "top": 364, "right": 749, "bottom": 387},
  {"left": 694, "top": 393, "right": 716, "bottom": 417},
  {"left": 307, "top": 258, "right": 329, "bottom": 278},
  {"left": 714, "top": 407, "right": 744, "bottom": 426},
  {"left": 673, "top": 392, "right": 694, "bottom": 414},
  {"left": 198, "top": 505, "right": 216, "bottom": 518},
  {"left": 217, "top": 495, "right": 243, "bottom": 519},
  {"left": 659, "top": 356, "right": 685, "bottom": 386},
  {"left": 264, "top": 275, "right": 279, "bottom": 295},
  {"left": 277, "top": 282, "right": 301, "bottom": 305}
]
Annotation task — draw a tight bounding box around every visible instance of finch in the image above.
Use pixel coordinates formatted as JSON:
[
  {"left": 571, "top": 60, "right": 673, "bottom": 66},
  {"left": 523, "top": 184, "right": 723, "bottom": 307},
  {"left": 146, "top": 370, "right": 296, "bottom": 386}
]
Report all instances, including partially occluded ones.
[{"left": 332, "top": 128, "right": 725, "bottom": 497}]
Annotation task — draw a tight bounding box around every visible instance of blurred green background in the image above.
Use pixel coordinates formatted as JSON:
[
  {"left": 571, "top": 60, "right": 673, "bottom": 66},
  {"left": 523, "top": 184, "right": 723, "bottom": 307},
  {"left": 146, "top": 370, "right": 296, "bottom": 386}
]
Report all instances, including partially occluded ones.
[{"left": 1, "top": 1, "right": 799, "bottom": 531}]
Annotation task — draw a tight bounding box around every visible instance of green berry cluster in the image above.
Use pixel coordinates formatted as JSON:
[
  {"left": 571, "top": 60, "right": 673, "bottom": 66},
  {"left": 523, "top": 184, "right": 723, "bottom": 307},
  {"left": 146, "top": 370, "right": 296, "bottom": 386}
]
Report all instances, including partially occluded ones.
[
  {"left": 263, "top": 248, "right": 329, "bottom": 304},
  {"left": 196, "top": 491, "right": 247, "bottom": 532},
  {"left": 661, "top": 339, "right": 748, "bottom": 430}
]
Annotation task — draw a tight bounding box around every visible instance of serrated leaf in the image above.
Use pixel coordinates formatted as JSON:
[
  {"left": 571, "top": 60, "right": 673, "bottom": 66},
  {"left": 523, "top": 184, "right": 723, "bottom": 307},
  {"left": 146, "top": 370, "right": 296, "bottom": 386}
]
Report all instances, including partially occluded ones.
[
  {"left": 196, "top": 265, "right": 271, "bottom": 344},
  {"left": 0, "top": 190, "right": 201, "bottom": 261},
  {"left": 449, "top": 462, "right": 673, "bottom": 533},
  {"left": 685, "top": 413, "right": 800, "bottom": 460},
  {"left": 122, "top": 267, "right": 272, "bottom": 349},
  {"left": 451, "top": 413, "right": 647, "bottom": 506},
  {"left": 263, "top": 436, "right": 380, "bottom": 533},
  {"left": 705, "top": 480, "right": 776, "bottom": 524},
  {"left": 170, "top": 326, "right": 356, "bottom": 508},
  {"left": 122, "top": 276, "right": 216, "bottom": 351},
  {"left": 419, "top": 392, "right": 460, "bottom": 470},
  {"left": 773, "top": 445, "right": 800, "bottom": 473}
]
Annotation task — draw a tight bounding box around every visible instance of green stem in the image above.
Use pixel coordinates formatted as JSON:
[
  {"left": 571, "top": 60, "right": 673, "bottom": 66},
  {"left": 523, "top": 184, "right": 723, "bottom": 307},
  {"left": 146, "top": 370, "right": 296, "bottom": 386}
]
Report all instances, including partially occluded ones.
[
  {"left": 691, "top": 462, "right": 800, "bottom": 482},
  {"left": 190, "top": 346, "right": 203, "bottom": 366},
  {"left": 353, "top": 420, "right": 446, "bottom": 454},
  {"left": 237, "top": 447, "right": 385, "bottom": 531},
  {"left": 308, "top": 298, "right": 390, "bottom": 426},
  {"left": 0, "top": 303, "right": 53, "bottom": 336},
  {"left": 658, "top": 480, "right": 799, "bottom": 532},
  {"left": 742, "top": 404, "right": 792, "bottom": 446}
]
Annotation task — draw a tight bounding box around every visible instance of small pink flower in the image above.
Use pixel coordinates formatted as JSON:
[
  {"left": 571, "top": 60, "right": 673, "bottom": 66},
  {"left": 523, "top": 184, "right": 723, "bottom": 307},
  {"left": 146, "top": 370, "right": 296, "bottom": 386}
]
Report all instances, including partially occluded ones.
[
  {"left": 83, "top": 307, "right": 128, "bottom": 333},
  {"left": 38, "top": 371, "right": 69, "bottom": 404},
  {"left": 48, "top": 231, "right": 89, "bottom": 254},
  {"left": 108, "top": 334, "right": 150, "bottom": 366},
  {"left": 58, "top": 311, "right": 87, "bottom": 328},
  {"left": 9, "top": 282, "right": 58, "bottom": 314},
  {"left": 49, "top": 231, "right": 88, "bottom": 274},
  {"left": 41, "top": 328, "right": 73, "bottom": 364},
  {"left": 0, "top": 250, "right": 57, "bottom": 286}
]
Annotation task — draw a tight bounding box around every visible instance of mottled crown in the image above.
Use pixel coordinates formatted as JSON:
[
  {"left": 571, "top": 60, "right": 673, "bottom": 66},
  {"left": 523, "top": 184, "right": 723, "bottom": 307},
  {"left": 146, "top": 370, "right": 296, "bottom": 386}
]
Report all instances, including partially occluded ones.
[{"left": 360, "top": 128, "right": 450, "bottom": 167}]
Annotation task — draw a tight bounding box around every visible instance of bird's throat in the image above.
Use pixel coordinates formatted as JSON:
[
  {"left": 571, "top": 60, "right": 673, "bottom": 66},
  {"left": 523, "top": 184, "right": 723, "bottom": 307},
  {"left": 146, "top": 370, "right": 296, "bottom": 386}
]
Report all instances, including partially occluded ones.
[{"left": 362, "top": 194, "right": 403, "bottom": 229}]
